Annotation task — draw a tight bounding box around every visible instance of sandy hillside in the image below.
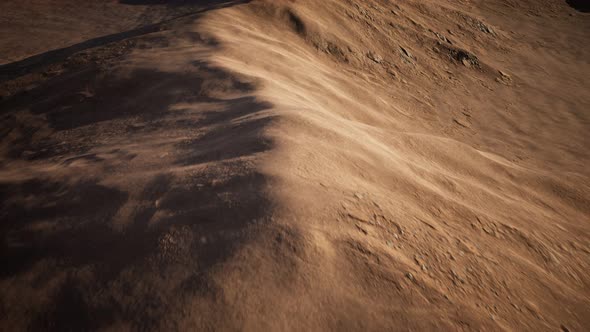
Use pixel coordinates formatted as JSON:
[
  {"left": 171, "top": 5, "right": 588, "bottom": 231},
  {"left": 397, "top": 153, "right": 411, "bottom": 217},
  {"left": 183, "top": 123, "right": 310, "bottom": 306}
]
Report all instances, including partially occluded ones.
[{"left": 1, "top": 0, "right": 589, "bottom": 330}]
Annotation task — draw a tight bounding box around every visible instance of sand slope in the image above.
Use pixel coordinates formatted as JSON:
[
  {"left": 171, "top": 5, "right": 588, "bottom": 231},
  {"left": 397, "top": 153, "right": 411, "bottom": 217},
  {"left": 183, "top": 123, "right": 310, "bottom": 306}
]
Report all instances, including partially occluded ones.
[{"left": 1, "top": 0, "right": 589, "bottom": 330}]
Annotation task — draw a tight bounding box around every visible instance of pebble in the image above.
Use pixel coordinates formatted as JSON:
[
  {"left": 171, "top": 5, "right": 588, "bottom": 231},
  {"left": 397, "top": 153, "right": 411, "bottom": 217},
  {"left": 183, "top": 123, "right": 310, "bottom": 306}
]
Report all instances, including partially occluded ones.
[
  {"left": 476, "top": 21, "right": 495, "bottom": 35},
  {"left": 367, "top": 52, "right": 383, "bottom": 63},
  {"left": 453, "top": 118, "right": 470, "bottom": 128},
  {"left": 399, "top": 46, "right": 413, "bottom": 59}
]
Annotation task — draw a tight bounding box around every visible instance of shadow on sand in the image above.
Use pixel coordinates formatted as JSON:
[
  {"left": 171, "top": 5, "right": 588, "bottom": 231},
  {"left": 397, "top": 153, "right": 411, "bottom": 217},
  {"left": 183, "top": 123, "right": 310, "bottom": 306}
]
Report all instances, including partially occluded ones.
[
  {"left": 0, "top": 1, "right": 273, "bottom": 330},
  {"left": 566, "top": 0, "right": 590, "bottom": 12}
]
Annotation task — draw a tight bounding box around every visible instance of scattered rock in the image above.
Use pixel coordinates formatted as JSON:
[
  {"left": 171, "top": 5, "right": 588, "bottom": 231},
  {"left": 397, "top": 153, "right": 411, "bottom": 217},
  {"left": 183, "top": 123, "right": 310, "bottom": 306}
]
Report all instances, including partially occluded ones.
[
  {"left": 414, "top": 255, "right": 421, "bottom": 265},
  {"left": 399, "top": 46, "right": 413, "bottom": 59},
  {"left": 476, "top": 21, "right": 495, "bottom": 35},
  {"left": 356, "top": 224, "right": 368, "bottom": 235},
  {"left": 453, "top": 118, "right": 470, "bottom": 128},
  {"left": 315, "top": 40, "right": 348, "bottom": 62},
  {"left": 431, "top": 30, "right": 452, "bottom": 44},
  {"left": 386, "top": 68, "right": 397, "bottom": 78},
  {"left": 497, "top": 70, "right": 512, "bottom": 85},
  {"left": 367, "top": 51, "right": 383, "bottom": 63},
  {"left": 406, "top": 272, "right": 414, "bottom": 281},
  {"left": 455, "top": 50, "right": 480, "bottom": 68}
]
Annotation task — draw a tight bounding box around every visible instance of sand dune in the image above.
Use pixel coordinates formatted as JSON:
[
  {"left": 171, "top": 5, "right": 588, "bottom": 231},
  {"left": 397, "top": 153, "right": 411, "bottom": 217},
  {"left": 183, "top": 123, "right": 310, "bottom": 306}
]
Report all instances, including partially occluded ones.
[{"left": 1, "top": 0, "right": 589, "bottom": 330}]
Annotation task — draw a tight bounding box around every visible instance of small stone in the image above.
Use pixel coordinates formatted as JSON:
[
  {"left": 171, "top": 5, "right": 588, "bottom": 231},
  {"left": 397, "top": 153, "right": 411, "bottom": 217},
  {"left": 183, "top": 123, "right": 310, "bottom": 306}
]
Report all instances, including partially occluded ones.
[
  {"left": 476, "top": 21, "right": 495, "bottom": 35},
  {"left": 406, "top": 272, "right": 414, "bottom": 281},
  {"left": 432, "top": 31, "right": 452, "bottom": 44},
  {"left": 399, "top": 46, "right": 413, "bottom": 59},
  {"left": 367, "top": 52, "right": 383, "bottom": 63},
  {"left": 497, "top": 70, "right": 512, "bottom": 85},
  {"left": 453, "top": 118, "right": 470, "bottom": 128},
  {"left": 456, "top": 50, "right": 479, "bottom": 68},
  {"left": 421, "top": 264, "right": 427, "bottom": 271}
]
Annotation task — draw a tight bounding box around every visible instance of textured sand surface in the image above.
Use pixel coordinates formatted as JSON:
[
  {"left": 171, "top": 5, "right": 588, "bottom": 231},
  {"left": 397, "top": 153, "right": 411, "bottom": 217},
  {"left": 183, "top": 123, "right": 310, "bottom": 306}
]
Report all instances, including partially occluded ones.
[{"left": 1, "top": 0, "right": 589, "bottom": 330}]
